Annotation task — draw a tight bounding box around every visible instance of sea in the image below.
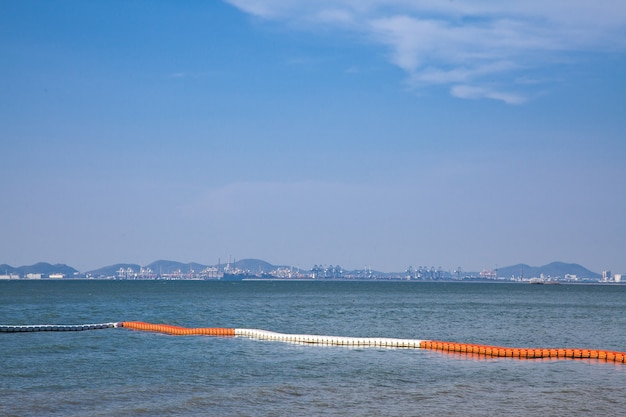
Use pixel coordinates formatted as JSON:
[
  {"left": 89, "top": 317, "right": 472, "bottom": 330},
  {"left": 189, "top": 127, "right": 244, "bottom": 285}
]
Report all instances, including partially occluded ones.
[{"left": 1, "top": 280, "right": 625, "bottom": 416}]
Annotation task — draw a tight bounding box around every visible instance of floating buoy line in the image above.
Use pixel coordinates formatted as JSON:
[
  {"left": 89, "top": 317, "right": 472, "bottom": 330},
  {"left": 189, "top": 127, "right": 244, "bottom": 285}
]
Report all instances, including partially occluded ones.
[
  {"left": 0, "top": 322, "right": 119, "bottom": 332},
  {"left": 2, "top": 321, "right": 625, "bottom": 364}
]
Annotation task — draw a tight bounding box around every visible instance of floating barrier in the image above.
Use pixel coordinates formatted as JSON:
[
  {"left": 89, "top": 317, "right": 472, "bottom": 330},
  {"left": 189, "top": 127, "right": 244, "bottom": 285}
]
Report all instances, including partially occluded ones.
[
  {"left": 419, "top": 340, "right": 626, "bottom": 362},
  {"left": 120, "top": 322, "right": 625, "bottom": 363},
  {"left": 120, "top": 321, "right": 235, "bottom": 336},
  {"left": 235, "top": 328, "right": 423, "bottom": 348},
  {"left": 0, "top": 322, "right": 119, "bottom": 332},
  {"left": 3, "top": 321, "right": 625, "bottom": 364},
  {"left": 119, "top": 322, "right": 421, "bottom": 347}
]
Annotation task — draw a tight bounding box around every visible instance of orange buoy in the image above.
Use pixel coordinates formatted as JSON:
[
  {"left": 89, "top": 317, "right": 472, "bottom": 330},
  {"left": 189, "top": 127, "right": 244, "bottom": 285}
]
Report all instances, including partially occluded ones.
[
  {"left": 418, "top": 339, "right": 625, "bottom": 364},
  {"left": 117, "top": 322, "right": 625, "bottom": 364},
  {"left": 120, "top": 321, "right": 235, "bottom": 337}
]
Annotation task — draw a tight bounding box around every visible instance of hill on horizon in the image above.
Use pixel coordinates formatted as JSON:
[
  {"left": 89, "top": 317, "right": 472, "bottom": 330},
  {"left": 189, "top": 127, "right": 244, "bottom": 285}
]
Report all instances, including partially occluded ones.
[
  {"left": 227, "top": 258, "right": 277, "bottom": 273},
  {"left": 146, "top": 260, "right": 209, "bottom": 274},
  {"left": 85, "top": 258, "right": 286, "bottom": 277},
  {"left": 0, "top": 262, "right": 78, "bottom": 277},
  {"left": 3, "top": 259, "right": 604, "bottom": 279},
  {"left": 86, "top": 263, "right": 142, "bottom": 277},
  {"left": 497, "top": 262, "right": 601, "bottom": 279}
]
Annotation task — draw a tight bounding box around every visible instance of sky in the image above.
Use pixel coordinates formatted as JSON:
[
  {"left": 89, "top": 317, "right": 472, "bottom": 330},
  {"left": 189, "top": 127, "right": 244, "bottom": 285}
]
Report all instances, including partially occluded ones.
[{"left": 1, "top": 0, "right": 625, "bottom": 274}]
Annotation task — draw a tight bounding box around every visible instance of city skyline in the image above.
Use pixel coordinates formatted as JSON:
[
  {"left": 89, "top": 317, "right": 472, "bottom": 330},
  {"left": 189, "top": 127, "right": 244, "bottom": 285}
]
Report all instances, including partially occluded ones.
[
  {"left": 2, "top": 1, "right": 625, "bottom": 274},
  {"left": 0, "top": 257, "right": 610, "bottom": 282}
]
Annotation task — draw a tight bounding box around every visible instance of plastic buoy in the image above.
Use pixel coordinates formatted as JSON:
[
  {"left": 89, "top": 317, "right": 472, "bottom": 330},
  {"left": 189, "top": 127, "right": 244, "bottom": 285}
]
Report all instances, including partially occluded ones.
[
  {"left": 0, "top": 323, "right": 119, "bottom": 333},
  {"left": 3, "top": 321, "right": 624, "bottom": 364},
  {"left": 418, "top": 340, "right": 625, "bottom": 363}
]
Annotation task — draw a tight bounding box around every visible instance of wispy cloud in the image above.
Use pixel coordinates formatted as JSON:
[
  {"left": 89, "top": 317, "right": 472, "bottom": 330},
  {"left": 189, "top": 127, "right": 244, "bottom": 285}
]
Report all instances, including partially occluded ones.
[
  {"left": 224, "top": 0, "right": 626, "bottom": 103},
  {"left": 167, "top": 71, "right": 216, "bottom": 79},
  {"left": 450, "top": 85, "right": 527, "bottom": 105}
]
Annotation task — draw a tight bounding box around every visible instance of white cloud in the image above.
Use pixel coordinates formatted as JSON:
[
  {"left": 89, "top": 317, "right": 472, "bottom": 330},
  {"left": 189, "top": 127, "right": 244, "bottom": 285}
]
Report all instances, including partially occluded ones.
[
  {"left": 451, "top": 84, "right": 527, "bottom": 105},
  {"left": 410, "top": 61, "right": 519, "bottom": 85},
  {"left": 315, "top": 8, "right": 355, "bottom": 25},
  {"left": 224, "top": 0, "right": 626, "bottom": 103}
]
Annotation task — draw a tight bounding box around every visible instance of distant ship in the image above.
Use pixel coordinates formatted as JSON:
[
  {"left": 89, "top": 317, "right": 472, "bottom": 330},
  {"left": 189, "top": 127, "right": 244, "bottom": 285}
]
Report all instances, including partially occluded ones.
[
  {"left": 220, "top": 258, "right": 253, "bottom": 281},
  {"left": 529, "top": 278, "right": 561, "bottom": 285},
  {"left": 221, "top": 272, "right": 247, "bottom": 281}
]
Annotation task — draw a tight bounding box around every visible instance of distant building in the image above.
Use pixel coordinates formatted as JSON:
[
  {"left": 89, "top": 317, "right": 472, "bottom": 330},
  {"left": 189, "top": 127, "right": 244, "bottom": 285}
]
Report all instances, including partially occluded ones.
[
  {"left": 117, "top": 268, "right": 136, "bottom": 279},
  {"left": 49, "top": 273, "right": 64, "bottom": 279},
  {"left": 26, "top": 273, "right": 42, "bottom": 279},
  {"left": 614, "top": 274, "right": 623, "bottom": 283},
  {"left": 0, "top": 274, "right": 19, "bottom": 279},
  {"left": 479, "top": 269, "right": 497, "bottom": 279}
]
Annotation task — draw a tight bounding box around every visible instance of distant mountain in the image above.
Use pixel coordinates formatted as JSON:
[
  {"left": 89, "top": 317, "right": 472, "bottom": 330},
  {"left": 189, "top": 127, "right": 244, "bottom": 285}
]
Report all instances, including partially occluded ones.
[
  {"left": 0, "top": 262, "right": 79, "bottom": 277},
  {"left": 2, "top": 259, "right": 604, "bottom": 280},
  {"left": 0, "top": 264, "right": 17, "bottom": 274},
  {"left": 23, "top": 262, "right": 78, "bottom": 277},
  {"left": 497, "top": 262, "right": 600, "bottom": 279},
  {"left": 228, "top": 258, "right": 277, "bottom": 273},
  {"left": 86, "top": 263, "right": 141, "bottom": 277},
  {"left": 146, "top": 260, "right": 209, "bottom": 275},
  {"left": 85, "top": 259, "right": 282, "bottom": 277}
]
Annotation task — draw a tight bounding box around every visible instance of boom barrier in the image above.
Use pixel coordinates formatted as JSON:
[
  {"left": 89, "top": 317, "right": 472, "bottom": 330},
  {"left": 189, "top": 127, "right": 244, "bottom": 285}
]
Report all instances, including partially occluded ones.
[
  {"left": 0, "top": 323, "right": 119, "bottom": 332},
  {"left": 2, "top": 321, "right": 624, "bottom": 364}
]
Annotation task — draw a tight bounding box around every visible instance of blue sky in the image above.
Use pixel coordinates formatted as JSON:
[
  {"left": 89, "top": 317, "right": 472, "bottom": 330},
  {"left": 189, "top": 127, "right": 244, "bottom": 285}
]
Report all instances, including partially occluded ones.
[{"left": 2, "top": 0, "right": 625, "bottom": 274}]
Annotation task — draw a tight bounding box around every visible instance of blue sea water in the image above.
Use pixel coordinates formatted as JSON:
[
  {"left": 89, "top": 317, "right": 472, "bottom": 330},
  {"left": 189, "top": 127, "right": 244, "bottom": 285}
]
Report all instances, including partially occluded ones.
[{"left": 1, "top": 280, "right": 625, "bottom": 416}]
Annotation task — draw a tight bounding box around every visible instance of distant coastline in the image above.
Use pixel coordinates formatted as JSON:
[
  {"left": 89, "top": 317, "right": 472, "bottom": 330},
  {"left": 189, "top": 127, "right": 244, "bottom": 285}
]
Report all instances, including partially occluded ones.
[
  {"left": 1, "top": 259, "right": 621, "bottom": 284},
  {"left": 0, "top": 277, "right": 624, "bottom": 286}
]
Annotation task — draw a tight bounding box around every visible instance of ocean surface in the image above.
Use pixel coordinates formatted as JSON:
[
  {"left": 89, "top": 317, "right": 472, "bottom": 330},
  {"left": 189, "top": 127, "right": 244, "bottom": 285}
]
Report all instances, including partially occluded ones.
[{"left": 1, "top": 280, "right": 625, "bottom": 416}]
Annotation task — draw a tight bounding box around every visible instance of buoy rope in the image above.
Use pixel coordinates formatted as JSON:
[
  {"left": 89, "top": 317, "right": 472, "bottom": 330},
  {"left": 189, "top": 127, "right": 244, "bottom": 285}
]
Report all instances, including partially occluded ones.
[
  {"left": 120, "top": 321, "right": 235, "bottom": 336},
  {"left": 419, "top": 340, "right": 626, "bottom": 362},
  {"left": 2, "top": 321, "right": 625, "bottom": 363},
  {"left": 0, "top": 322, "right": 119, "bottom": 332},
  {"left": 118, "top": 322, "right": 626, "bottom": 363}
]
